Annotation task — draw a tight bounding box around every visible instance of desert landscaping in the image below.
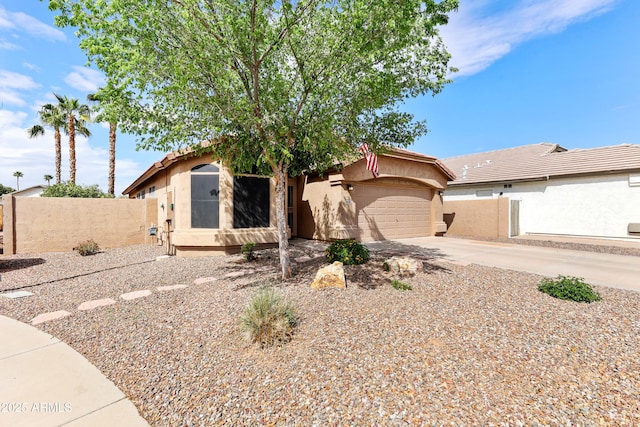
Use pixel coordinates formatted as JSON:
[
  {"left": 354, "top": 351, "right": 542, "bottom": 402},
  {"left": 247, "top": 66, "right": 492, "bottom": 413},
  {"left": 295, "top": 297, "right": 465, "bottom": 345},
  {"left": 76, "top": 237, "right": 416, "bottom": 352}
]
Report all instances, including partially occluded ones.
[{"left": 1, "top": 239, "right": 639, "bottom": 425}]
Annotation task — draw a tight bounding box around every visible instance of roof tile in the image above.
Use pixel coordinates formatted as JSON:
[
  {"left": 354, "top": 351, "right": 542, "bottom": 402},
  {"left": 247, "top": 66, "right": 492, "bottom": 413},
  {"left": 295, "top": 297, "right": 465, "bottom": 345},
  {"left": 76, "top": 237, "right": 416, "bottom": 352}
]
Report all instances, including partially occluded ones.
[{"left": 443, "top": 143, "right": 640, "bottom": 185}]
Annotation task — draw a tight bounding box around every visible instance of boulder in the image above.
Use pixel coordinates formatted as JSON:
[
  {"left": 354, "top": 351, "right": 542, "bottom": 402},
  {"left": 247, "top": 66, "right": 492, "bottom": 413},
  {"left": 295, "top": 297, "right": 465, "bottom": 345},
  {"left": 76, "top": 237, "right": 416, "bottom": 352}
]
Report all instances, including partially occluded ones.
[
  {"left": 384, "top": 256, "right": 420, "bottom": 276},
  {"left": 311, "top": 261, "right": 346, "bottom": 290}
]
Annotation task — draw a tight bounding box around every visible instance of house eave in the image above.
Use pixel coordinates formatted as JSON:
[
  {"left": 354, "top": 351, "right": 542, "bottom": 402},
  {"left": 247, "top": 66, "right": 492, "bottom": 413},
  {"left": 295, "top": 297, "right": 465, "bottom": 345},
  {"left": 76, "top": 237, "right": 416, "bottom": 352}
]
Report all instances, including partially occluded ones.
[{"left": 447, "top": 167, "right": 640, "bottom": 188}]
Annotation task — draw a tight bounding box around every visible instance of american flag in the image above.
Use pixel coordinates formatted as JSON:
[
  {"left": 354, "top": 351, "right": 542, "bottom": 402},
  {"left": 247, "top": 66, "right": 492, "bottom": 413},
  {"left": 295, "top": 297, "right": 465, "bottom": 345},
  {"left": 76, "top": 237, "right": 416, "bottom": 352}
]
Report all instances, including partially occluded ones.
[{"left": 360, "top": 143, "right": 379, "bottom": 178}]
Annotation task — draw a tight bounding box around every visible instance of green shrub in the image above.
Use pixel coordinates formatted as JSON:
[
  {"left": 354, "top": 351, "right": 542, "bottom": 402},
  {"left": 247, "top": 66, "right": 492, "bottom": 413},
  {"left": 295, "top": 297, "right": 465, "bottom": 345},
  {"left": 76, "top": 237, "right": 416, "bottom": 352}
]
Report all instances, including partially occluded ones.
[
  {"left": 75, "top": 239, "right": 100, "bottom": 256},
  {"left": 392, "top": 279, "right": 412, "bottom": 291},
  {"left": 240, "top": 287, "right": 297, "bottom": 347},
  {"left": 538, "top": 275, "right": 601, "bottom": 303},
  {"left": 41, "top": 182, "right": 114, "bottom": 198},
  {"left": 0, "top": 183, "right": 15, "bottom": 195},
  {"left": 325, "top": 239, "right": 370, "bottom": 265},
  {"left": 240, "top": 242, "right": 256, "bottom": 261}
]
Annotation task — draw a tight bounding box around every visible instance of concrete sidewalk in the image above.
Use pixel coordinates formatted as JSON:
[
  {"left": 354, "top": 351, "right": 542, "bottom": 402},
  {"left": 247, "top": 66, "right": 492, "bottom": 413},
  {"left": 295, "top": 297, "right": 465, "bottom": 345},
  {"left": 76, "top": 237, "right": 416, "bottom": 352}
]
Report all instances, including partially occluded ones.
[
  {"left": 369, "top": 236, "right": 640, "bottom": 293},
  {"left": 0, "top": 315, "right": 149, "bottom": 427}
]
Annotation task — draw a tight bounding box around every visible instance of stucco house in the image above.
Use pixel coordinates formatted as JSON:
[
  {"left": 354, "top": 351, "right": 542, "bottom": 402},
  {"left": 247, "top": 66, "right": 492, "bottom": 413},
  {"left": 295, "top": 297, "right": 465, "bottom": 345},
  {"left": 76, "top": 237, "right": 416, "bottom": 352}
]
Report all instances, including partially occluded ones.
[
  {"left": 123, "top": 147, "right": 455, "bottom": 256},
  {"left": 442, "top": 143, "right": 640, "bottom": 240}
]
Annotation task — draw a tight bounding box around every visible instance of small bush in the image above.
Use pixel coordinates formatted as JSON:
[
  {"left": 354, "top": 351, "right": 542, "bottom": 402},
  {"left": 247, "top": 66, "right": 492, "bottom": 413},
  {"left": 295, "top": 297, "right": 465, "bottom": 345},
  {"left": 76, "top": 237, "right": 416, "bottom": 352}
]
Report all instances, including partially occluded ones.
[
  {"left": 240, "top": 287, "right": 297, "bottom": 347},
  {"left": 392, "top": 279, "right": 412, "bottom": 291},
  {"left": 325, "top": 239, "right": 370, "bottom": 265},
  {"left": 538, "top": 275, "right": 601, "bottom": 303},
  {"left": 75, "top": 239, "right": 100, "bottom": 256},
  {"left": 240, "top": 242, "right": 256, "bottom": 261}
]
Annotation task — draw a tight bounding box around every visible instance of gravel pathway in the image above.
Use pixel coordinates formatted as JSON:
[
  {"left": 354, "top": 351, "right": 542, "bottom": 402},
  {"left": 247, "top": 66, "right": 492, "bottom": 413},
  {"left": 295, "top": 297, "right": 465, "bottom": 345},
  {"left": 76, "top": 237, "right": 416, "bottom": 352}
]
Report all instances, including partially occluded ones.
[{"left": 1, "top": 241, "right": 639, "bottom": 426}]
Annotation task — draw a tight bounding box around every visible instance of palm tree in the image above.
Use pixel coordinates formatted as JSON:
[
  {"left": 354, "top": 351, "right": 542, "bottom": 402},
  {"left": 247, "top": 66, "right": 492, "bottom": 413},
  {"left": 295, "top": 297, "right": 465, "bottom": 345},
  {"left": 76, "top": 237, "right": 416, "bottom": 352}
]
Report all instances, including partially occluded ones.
[
  {"left": 54, "top": 93, "right": 92, "bottom": 184},
  {"left": 44, "top": 174, "right": 53, "bottom": 186},
  {"left": 28, "top": 103, "right": 66, "bottom": 184},
  {"left": 88, "top": 90, "right": 118, "bottom": 195},
  {"left": 13, "top": 171, "right": 23, "bottom": 190}
]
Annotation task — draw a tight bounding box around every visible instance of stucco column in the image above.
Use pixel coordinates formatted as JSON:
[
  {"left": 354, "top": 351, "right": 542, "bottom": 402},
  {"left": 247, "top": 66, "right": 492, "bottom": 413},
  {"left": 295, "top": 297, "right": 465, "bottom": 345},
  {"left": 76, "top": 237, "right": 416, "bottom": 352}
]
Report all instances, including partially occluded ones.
[
  {"left": 2, "top": 195, "right": 15, "bottom": 254},
  {"left": 220, "top": 165, "right": 234, "bottom": 229},
  {"left": 433, "top": 191, "right": 448, "bottom": 235}
]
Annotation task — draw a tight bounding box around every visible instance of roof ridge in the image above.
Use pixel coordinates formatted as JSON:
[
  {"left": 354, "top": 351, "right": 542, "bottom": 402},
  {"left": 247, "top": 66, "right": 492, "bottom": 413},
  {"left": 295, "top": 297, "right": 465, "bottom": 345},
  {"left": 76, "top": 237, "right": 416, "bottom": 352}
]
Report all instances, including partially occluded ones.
[
  {"left": 443, "top": 142, "right": 559, "bottom": 161},
  {"left": 561, "top": 143, "right": 640, "bottom": 153}
]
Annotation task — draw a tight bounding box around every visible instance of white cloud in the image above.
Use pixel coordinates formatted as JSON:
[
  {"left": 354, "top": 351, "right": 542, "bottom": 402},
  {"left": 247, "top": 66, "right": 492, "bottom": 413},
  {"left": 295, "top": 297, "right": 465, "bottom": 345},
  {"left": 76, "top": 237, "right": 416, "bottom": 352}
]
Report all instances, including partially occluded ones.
[
  {"left": 0, "top": 70, "right": 40, "bottom": 90},
  {"left": 440, "top": 0, "right": 618, "bottom": 77},
  {"left": 0, "top": 70, "right": 40, "bottom": 106},
  {"left": 0, "top": 108, "right": 145, "bottom": 194},
  {"left": 23, "top": 62, "right": 40, "bottom": 71},
  {"left": 0, "top": 40, "right": 19, "bottom": 49},
  {"left": 0, "top": 90, "right": 28, "bottom": 106},
  {"left": 0, "top": 6, "right": 66, "bottom": 42},
  {"left": 64, "top": 66, "right": 105, "bottom": 93}
]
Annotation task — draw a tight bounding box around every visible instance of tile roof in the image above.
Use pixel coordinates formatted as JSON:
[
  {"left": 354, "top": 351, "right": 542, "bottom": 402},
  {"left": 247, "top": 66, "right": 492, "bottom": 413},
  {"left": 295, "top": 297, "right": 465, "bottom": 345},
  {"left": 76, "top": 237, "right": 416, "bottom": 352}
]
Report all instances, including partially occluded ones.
[
  {"left": 443, "top": 143, "right": 640, "bottom": 186},
  {"left": 122, "top": 145, "right": 455, "bottom": 195}
]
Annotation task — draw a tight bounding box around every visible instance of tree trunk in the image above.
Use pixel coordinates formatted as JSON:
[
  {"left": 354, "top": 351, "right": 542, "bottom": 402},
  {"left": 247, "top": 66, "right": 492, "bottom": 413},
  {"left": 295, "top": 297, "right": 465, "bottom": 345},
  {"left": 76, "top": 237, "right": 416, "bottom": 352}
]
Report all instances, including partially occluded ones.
[
  {"left": 108, "top": 122, "right": 117, "bottom": 195},
  {"left": 69, "top": 116, "right": 76, "bottom": 184},
  {"left": 273, "top": 165, "right": 291, "bottom": 279},
  {"left": 54, "top": 129, "right": 62, "bottom": 184}
]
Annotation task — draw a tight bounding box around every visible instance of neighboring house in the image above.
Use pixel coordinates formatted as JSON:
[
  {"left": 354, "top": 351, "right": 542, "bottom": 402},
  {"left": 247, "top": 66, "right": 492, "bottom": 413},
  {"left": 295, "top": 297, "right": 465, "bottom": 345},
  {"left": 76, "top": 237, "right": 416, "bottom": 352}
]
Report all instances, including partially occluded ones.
[
  {"left": 123, "top": 147, "right": 455, "bottom": 256},
  {"left": 442, "top": 143, "right": 640, "bottom": 240},
  {"left": 10, "top": 185, "right": 46, "bottom": 198}
]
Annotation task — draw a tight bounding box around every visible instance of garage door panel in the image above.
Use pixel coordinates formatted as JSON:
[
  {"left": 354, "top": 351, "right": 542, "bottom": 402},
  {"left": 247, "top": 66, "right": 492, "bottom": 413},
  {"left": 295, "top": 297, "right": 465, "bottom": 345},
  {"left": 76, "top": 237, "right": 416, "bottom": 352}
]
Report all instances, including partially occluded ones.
[{"left": 352, "top": 185, "right": 432, "bottom": 241}]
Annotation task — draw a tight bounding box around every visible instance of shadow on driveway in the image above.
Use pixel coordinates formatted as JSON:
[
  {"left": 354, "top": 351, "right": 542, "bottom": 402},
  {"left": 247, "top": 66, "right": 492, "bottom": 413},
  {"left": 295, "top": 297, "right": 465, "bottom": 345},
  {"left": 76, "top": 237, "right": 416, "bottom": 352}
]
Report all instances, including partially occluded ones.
[{"left": 365, "top": 239, "right": 447, "bottom": 261}]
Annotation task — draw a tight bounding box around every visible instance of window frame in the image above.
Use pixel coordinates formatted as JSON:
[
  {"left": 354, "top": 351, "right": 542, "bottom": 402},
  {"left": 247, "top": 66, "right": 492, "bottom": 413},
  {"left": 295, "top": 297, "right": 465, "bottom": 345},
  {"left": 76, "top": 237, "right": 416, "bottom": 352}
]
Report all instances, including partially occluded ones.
[{"left": 191, "top": 163, "right": 221, "bottom": 229}]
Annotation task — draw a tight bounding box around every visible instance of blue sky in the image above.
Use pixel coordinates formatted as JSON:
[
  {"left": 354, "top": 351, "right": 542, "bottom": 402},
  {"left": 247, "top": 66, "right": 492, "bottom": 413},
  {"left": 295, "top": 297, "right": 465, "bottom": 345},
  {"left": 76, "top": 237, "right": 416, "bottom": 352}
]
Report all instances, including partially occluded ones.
[{"left": 1, "top": 0, "right": 638, "bottom": 194}]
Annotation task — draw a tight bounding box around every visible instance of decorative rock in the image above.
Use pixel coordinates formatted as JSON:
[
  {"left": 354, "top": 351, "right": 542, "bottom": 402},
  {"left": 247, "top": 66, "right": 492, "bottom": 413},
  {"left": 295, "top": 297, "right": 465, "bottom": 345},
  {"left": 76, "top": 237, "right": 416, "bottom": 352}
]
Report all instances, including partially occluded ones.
[
  {"left": 31, "top": 310, "right": 72, "bottom": 325},
  {"left": 120, "top": 290, "right": 152, "bottom": 301},
  {"left": 384, "top": 256, "right": 421, "bottom": 276},
  {"left": 1, "top": 291, "right": 34, "bottom": 299},
  {"left": 310, "top": 261, "right": 346, "bottom": 290},
  {"left": 78, "top": 298, "right": 117, "bottom": 311}
]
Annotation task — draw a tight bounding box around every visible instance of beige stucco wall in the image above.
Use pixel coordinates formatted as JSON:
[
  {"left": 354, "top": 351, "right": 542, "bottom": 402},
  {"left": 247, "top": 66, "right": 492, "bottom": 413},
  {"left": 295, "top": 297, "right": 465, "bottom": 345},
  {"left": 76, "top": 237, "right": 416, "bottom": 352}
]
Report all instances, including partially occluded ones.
[
  {"left": 125, "top": 156, "right": 282, "bottom": 256},
  {"left": 2, "top": 195, "right": 157, "bottom": 254},
  {"left": 297, "top": 176, "right": 356, "bottom": 241},
  {"left": 443, "top": 198, "right": 510, "bottom": 238},
  {"left": 297, "top": 157, "right": 449, "bottom": 241}
]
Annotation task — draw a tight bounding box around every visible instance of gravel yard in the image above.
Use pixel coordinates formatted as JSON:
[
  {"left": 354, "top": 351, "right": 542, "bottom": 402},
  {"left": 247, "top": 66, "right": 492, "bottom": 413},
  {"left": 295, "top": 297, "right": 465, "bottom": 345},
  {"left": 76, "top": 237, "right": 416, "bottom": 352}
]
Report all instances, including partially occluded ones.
[{"left": 1, "top": 239, "right": 639, "bottom": 426}]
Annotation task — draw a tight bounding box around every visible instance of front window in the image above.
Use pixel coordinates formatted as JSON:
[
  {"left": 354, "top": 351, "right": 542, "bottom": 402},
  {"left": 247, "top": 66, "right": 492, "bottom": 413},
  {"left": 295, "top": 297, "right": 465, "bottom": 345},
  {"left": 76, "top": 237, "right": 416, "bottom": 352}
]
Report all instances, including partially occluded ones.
[
  {"left": 233, "top": 176, "right": 270, "bottom": 228},
  {"left": 191, "top": 164, "right": 220, "bottom": 228}
]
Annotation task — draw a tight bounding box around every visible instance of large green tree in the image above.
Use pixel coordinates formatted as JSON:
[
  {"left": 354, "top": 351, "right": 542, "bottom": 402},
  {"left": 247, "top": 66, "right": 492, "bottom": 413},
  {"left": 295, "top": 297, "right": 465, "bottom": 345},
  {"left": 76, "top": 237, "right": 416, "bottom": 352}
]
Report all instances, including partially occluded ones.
[
  {"left": 54, "top": 93, "right": 92, "bottom": 184},
  {"left": 50, "top": 0, "right": 458, "bottom": 279}
]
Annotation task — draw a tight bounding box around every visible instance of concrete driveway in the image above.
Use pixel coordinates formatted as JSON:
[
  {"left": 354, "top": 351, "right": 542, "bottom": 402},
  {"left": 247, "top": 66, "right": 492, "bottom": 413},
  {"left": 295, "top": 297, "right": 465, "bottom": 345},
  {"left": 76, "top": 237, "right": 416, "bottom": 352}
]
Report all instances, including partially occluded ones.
[{"left": 368, "top": 237, "right": 640, "bottom": 293}]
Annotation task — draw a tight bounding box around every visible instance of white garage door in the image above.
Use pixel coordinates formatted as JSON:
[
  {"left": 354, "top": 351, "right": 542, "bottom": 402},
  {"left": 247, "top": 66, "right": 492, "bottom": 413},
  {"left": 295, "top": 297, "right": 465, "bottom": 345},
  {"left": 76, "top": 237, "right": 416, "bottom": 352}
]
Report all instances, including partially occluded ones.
[{"left": 351, "top": 184, "right": 432, "bottom": 241}]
